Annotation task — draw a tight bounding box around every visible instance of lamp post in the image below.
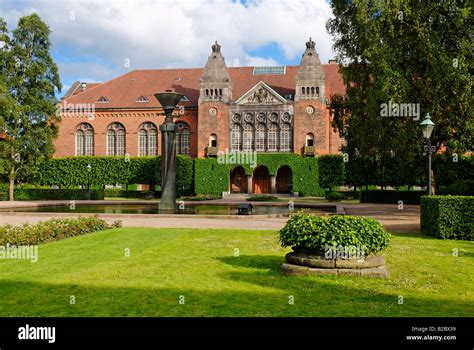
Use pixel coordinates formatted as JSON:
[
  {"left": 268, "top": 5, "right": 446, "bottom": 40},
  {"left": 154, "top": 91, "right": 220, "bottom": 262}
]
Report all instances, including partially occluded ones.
[
  {"left": 154, "top": 91, "right": 184, "bottom": 210},
  {"left": 420, "top": 113, "right": 436, "bottom": 196},
  {"left": 86, "top": 163, "right": 92, "bottom": 199}
]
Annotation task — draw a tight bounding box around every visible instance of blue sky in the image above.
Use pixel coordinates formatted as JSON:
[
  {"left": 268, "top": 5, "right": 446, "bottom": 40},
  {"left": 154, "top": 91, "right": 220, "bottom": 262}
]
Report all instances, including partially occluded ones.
[{"left": 0, "top": 0, "right": 336, "bottom": 96}]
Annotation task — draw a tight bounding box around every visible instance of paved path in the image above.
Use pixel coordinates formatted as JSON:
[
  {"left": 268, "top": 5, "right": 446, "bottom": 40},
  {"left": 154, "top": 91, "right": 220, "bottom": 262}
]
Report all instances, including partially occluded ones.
[{"left": 0, "top": 200, "right": 420, "bottom": 233}]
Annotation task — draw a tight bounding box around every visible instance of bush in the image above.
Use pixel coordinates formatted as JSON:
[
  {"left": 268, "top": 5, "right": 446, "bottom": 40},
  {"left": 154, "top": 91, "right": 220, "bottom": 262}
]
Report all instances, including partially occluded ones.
[
  {"left": 325, "top": 191, "right": 345, "bottom": 201},
  {"left": 104, "top": 189, "right": 159, "bottom": 199},
  {"left": 247, "top": 195, "right": 278, "bottom": 201},
  {"left": 279, "top": 212, "right": 390, "bottom": 256},
  {"left": 437, "top": 179, "right": 474, "bottom": 196},
  {"left": 180, "top": 194, "right": 221, "bottom": 201},
  {"left": 0, "top": 216, "right": 122, "bottom": 246},
  {"left": 420, "top": 195, "right": 473, "bottom": 240},
  {"left": 1, "top": 189, "right": 104, "bottom": 201},
  {"left": 360, "top": 190, "right": 425, "bottom": 205},
  {"left": 318, "top": 155, "right": 345, "bottom": 190}
]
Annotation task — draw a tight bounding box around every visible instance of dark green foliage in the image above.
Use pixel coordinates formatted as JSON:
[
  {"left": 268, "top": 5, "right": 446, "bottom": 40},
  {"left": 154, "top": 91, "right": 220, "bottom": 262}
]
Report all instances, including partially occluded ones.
[
  {"left": 194, "top": 154, "right": 324, "bottom": 196},
  {"left": 325, "top": 191, "right": 345, "bottom": 201},
  {"left": 0, "top": 216, "right": 121, "bottom": 246},
  {"left": 0, "top": 189, "right": 104, "bottom": 201},
  {"left": 179, "top": 194, "right": 221, "bottom": 201},
  {"left": 104, "top": 190, "right": 159, "bottom": 199},
  {"left": 0, "top": 14, "right": 62, "bottom": 200},
  {"left": 437, "top": 179, "right": 474, "bottom": 196},
  {"left": 327, "top": 1, "right": 473, "bottom": 189},
  {"left": 318, "top": 155, "right": 345, "bottom": 190},
  {"left": 38, "top": 156, "right": 193, "bottom": 193},
  {"left": 279, "top": 212, "right": 390, "bottom": 256},
  {"left": 360, "top": 190, "right": 425, "bottom": 205},
  {"left": 175, "top": 155, "right": 194, "bottom": 196},
  {"left": 421, "top": 196, "right": 473, "bottom": 240},
  {"left": 246, "top": 195, "right": 278, "bottom": 201}
]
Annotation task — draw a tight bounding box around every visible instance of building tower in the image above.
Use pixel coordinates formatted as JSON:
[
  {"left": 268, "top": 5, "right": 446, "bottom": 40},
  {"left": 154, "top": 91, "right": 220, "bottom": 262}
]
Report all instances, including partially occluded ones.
[
  {"left": 197, "top": 41, "right": 232, "bottom": 157},
  {"left": 294, "top": 38, "right": 330, "bottom": 155}
]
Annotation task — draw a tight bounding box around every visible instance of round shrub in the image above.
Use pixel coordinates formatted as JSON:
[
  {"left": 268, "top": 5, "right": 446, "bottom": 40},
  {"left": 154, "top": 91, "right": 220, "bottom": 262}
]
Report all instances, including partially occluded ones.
[{"left": 279, "top": 212, "right": 390, "bottom": 256}]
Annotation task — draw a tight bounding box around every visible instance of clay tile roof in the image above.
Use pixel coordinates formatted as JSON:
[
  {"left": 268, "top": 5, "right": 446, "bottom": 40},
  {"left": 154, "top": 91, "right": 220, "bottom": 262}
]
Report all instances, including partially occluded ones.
[{"left": 63, "top": 65, "right": 345, "bottom": 108}]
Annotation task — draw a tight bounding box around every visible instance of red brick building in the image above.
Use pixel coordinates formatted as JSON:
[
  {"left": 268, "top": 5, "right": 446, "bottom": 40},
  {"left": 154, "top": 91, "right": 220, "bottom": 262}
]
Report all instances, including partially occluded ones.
[{"left": 57, "top": 39, "right": 345, "bottom": 194}]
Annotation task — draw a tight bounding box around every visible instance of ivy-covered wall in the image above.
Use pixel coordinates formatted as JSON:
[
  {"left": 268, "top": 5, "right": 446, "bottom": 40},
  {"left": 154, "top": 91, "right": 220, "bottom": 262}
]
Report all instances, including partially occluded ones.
[{"left": 194, "top": 153, "right": 324, "bottom": 196}]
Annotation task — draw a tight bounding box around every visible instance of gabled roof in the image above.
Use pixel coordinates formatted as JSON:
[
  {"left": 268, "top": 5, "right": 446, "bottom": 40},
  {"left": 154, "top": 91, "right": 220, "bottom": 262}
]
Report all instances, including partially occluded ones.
[
  {"left": 62, "top": 65, "right": 345, "bottom": 109},
  {"left": 235, "top": 80, "right": 288, "bottom": 104}
]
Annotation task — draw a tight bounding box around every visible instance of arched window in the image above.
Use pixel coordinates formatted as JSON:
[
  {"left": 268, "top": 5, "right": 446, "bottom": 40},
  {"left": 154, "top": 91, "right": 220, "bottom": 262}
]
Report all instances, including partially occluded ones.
[
  {"left": 311, "top": 87, "right": 315, "bottom": 95},
  {"left": 209, "top": 134, "right": 217, "bottom": 147},
  {"left": 302, "top": 87, "right": 305, "bottom": 95},
  {"left": 176, "top": 122, "right": 190, "bottom": 155},
  {"left": 256, "top": 123, "right": 266, "bottom": 151},
  {"left": 230, "top": 123, "right": 242, "bottom": 151},
  {"left": 76, "top": 123, "right": 94, "bottom": 156},
  {"left": 205, "top": 89, "right": 209, "bottom": 96},
  {"left": 316, "top": 87, "right": 319, "bottom": 95},
  {"left": 107, "top": 122, "right": 125, "bottom": 156},
  {"left": 268, "top": 123, "right": 279, "bottom": 152},
  {"left": 138, "top": 122, "right": 157, "bottom": 156},
  {"left": 306, "top": 133, "right": 314, "bottom": 147},
  {"left": 280, "top": 123, "right": 292, "bottom": 152},
  {"left": 242, "top": 123, "right": 254, "bottom": 151}
]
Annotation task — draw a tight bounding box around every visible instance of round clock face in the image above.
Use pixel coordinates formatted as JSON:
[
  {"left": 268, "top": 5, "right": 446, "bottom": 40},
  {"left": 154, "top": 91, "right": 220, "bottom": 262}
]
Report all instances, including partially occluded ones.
[
  {"left": 305, "top": 106, "right": 315, "bottom": 115},
  {"left": 209, "top": 107, "right": 218, "bottom": 116}
]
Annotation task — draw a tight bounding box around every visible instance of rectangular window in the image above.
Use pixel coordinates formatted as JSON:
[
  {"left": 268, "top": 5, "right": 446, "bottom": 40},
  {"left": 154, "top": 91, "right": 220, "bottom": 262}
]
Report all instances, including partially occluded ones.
[
  {"left": 149, "top": 130, "right": 157, "bottom": 156},
  {"left": 116, "top": 130, "right": 125, "bottom": 156}
]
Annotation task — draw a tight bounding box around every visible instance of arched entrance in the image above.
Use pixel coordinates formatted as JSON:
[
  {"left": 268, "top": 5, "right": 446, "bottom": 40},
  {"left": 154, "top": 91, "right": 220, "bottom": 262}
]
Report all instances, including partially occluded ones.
[
  {"left": 230, "top": 166, "right": 247, "bottom": 193},
  {"left": 276, "top": 166, "right": 293, "bottom": 193},
  {"left": 252, "top": 166, "right": 270, "bottom": 194}
]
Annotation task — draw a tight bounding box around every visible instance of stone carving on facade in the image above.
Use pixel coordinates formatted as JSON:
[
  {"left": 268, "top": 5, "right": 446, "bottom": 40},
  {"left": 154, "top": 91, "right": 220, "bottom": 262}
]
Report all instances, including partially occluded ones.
[{"left": 247, "top": 87, "right": 275, "bottom": 103}]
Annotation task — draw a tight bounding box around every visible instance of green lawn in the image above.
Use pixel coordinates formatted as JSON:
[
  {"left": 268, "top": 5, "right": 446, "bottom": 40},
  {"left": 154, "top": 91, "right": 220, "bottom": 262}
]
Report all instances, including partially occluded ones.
[{"left": 0, "top": 228, "right": 472, "bottom": 317}]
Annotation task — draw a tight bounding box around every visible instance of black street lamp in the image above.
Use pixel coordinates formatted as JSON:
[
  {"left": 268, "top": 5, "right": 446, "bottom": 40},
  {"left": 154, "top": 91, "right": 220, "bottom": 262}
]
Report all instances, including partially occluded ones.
[
  {"left": 420, "top": 113, "right": 436, "bottom": 196},
  {"left": 154, "top": 91, "right": 184, "bottom": 211},
  {"left": 86, "top": 163, "right": 92, "bottom": 199}
]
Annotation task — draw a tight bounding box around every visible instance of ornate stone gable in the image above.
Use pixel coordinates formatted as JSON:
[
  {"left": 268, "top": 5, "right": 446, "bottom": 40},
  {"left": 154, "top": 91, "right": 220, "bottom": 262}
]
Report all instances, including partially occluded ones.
[{"left": 235, "top": 81, "right": 287, "bottom": 105}]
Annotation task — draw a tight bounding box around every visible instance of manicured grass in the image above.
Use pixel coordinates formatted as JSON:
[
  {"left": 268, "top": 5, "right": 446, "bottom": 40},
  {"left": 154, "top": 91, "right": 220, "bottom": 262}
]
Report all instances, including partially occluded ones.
[{"left": 0, "top": 228, "right": 472, "bottom": 317}]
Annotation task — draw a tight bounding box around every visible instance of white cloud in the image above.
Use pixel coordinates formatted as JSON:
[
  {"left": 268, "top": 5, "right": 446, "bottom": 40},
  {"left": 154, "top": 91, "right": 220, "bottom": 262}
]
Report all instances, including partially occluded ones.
[
  {"left": 0, "top": 0, "right": 336, "bottom": 83},
  {"left": 243, "top": 55, "right": 280, "bottom": 67}
]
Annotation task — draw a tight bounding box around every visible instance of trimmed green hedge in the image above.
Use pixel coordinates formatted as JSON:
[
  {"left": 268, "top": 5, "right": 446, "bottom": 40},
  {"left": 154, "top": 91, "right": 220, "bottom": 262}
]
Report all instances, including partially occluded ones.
[
  {"left": 194, "top": 153, "right": 324, "bottom": 196},
  {"left": 318, "top": 155, "right": 345, "bottom": 190},
  {"left": 360, "top": 190, "right": 425, "bottom": 205},
  {"left": 247, "top": 195, "right": 278, "bottom": 201},
  {"left": 279, "top": 212, "right": 390, "bottom": 256},
  {"left": 1, "top": 189, "right": 104, "bottom": 201},
  {"left": 420, "top": 195, "right": 473, "bottom": 240},
  {"left": 0, "top": 216, "right": 121, "bottom": 246},
  {"left": 104, "top": 189, "right": 159, "bottom": 199},
  {"left": 38, "top": 156, "right": 193, "bottom": 193}
]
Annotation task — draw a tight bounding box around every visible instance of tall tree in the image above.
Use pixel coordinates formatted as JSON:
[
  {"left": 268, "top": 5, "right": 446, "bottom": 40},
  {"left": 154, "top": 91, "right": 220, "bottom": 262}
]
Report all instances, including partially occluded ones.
[
  {"left": 0, "top": 14, "right": 61, "bottom": 200},
  {"left": 327, "top": 0, "right": 473, "bottom": 187}
]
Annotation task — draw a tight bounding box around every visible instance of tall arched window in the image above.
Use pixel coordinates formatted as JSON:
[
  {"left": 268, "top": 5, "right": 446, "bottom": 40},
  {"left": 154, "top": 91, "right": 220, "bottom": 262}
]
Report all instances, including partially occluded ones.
[
  {"left": 280, "top": 123, "right": 292, "bottom": 152},
  {"left": 306, "top": 133, "right": 314, "bottom": 147},
  {"left": 230, "top": 123, "right": 242, "bottom": 151},
  {"left": 138, "top": 122, "right": 157, "bottom": 156},
  {"left": 76, "top": 123, "right": 94, "bottom": 156},
  {"left": 242, "top": 123, "right": 254, "bottom": 151},
  {"left": 107, "top": 122, "right": 126, "bottom": 156},
  {"left": 268, "top": 123, "right": 279, "bottom": 152},
  {"left": 256, "top": 123, "right": 266, "bottom": 151},
  {"left": 176, "top": 122, "right": 190, "bottom": 155}
]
